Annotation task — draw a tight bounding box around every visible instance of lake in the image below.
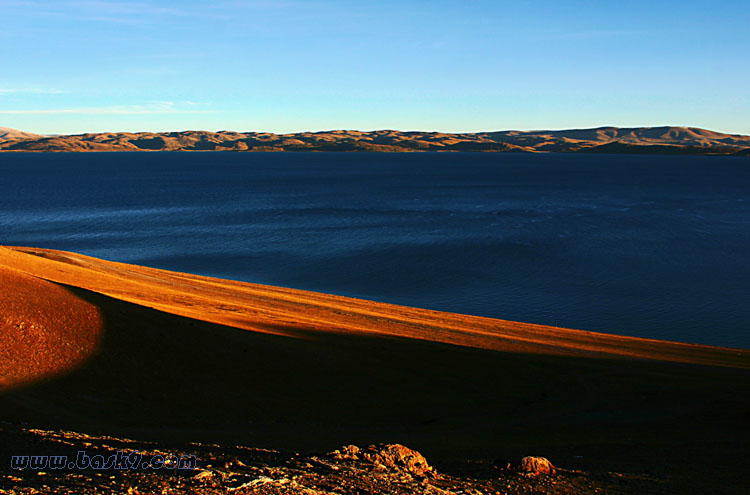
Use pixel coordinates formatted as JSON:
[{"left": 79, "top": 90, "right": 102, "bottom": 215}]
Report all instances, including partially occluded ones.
[{"left": 1, "top": 151, "right": 748, "bottom": 348}]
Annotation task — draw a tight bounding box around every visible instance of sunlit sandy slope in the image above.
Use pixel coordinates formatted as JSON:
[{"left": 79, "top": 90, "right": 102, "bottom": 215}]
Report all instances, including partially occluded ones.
[
  {"left": 1, "top": 246, "right": 746, "bottom": 370},
  {"left": 0, "top": 266, "right": 103, "bottom": 389}
]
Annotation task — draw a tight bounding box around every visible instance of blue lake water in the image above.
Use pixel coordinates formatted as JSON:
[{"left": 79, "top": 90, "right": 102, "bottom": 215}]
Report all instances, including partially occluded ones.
[{"left": 1, "top": 152, "right": 748, "bottom": 348}]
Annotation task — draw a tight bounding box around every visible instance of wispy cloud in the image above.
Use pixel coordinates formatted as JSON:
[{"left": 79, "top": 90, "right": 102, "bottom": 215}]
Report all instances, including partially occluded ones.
[
  {"left": 2, "top": 0, "right": 189, "bottom": 25},
  {"left": 0, "top": 88, "right": 67, "bottom": 95},
  {"left": 221, "top": 0, "right": 318, "bottom": 8},
  {"left": 3, "top": 0, "right": 312, "bottom": 25},
  {"left": 549, "top": 30, "right": 649, "bottom": 40},
  {"left": 0, "top": 101, "right": 213, "bottom": 115}
]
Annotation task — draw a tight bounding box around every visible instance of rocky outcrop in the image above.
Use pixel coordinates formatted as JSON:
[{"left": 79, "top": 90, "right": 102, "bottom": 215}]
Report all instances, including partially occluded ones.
[
  {"left": 518, "top": 456, "right": 556, "bottom": 475},
  {"left": 330, "top": 444, "right": 434, "bottom": 477},
  {"left": 495, "top": 455, "right": 556, "bottom": 476}
]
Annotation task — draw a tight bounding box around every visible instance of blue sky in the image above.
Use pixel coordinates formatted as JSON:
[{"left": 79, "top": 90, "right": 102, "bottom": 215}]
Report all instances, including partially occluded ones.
[{"left": 1, "top": 0, "right": 748, "bottom": 134}]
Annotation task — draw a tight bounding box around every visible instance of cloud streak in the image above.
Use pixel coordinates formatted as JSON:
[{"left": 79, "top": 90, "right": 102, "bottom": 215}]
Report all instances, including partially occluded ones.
[
  {"left": 0, "top": 101, "right": 213, "bottom": 115},
  {"left": 2, "top": 0, "right": 189, "bottom": 26},
  {"left": 548, "top": 30, "right": 650, "bottom": 40},
  {"left": 3, "top": 0, "right": 316, "bottom": 25},
  {"left": 0, "top": 88, "right": 67, "bottom": 95}
]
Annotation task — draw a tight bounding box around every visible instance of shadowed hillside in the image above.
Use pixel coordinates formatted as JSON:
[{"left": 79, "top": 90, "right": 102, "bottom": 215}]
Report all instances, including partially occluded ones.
[
  {"left": 1, "top": 246, "right": 749, "bottom": 493},
  {"left": 2, "top": 126, "right": 749, "bottom": 155}
]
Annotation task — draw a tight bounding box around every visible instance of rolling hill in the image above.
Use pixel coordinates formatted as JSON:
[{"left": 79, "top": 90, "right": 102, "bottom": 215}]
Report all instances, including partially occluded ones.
[{"left": 1, "top": 126, "right": 749, "bottom": 154}]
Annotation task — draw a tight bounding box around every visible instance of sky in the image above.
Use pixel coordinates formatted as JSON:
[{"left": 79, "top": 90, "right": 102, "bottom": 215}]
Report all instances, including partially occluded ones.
[{"left": 1, "top": 0, "right": 749, "bottom": 135}]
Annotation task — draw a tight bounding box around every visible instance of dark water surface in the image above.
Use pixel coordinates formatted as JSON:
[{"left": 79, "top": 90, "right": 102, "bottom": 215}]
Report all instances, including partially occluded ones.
[{"left": 1, "top": 152, "right": 748, "bottom": 348}]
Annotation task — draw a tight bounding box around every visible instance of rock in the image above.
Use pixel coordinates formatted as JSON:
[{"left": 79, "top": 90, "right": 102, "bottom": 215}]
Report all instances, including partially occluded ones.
[
  {"left": 330, "top": 445, "right": 361, "bottom": 460},
  {"left": 517, "top": 456, "right": 555, "bottom": 475},
  {"left": 363, "top": 444, "right": 434, "bottom": 477},
  {"left": 329, "top": 443, "right": 435, "bottom": 477},
  {"left": 192, "top": 470, "right": 215, "bottom": 480}
]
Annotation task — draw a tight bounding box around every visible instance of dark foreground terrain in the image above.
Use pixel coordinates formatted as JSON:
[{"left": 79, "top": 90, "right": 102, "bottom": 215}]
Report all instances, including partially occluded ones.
[
  {"left": 0, "top": 426, "right": 673, "bottom": 495},
  {"left": 1, "top": 247, "right": 748, "bottom": 494}
]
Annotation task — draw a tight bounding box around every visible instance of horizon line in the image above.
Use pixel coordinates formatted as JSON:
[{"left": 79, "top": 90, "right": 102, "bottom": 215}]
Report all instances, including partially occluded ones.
[{"left": 3, "top": 124, "right": 749, "bottom": 138}]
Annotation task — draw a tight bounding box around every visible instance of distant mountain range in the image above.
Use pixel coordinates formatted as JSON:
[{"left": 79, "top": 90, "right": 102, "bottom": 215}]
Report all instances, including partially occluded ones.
[
  {"left": 0, "top": 127, "right": 44, "bottom": 141},
  {"left": 1, "top": 126, "right": 749, "bottom": 155}
]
